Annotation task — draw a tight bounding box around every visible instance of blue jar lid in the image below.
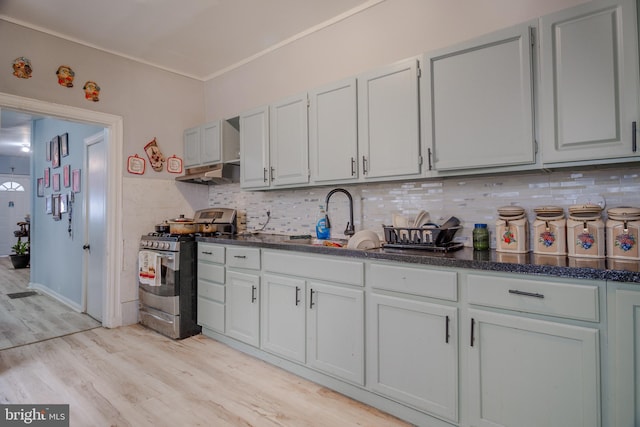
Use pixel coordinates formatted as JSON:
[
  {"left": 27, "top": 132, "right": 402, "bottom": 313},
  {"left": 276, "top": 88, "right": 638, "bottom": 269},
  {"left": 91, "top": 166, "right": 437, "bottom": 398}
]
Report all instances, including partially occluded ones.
[{"left": 474, "top": 223, "right": 487, "bottom": 228}]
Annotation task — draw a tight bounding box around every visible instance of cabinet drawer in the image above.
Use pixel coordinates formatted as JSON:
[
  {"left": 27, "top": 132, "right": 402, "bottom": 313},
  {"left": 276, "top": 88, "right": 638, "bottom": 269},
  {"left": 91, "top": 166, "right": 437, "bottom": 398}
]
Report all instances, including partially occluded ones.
[
  {"left": 368, "top": 263, "right": 457, "bottom": 301},
  {"left": 197, "top": 297, "right": 224, "bottom": 333},
  {"left": 198, "top": 280, "right": 225, "bottom": 303},
  {"left": 467, "top": 274, "right": 599, "bottom": 322},
  {"left": 198, "top": 262, "right": 224, "bottom": 284},
  {"left": 198, "top": 243, "right": 225, "bottom": 264},
  {"left": 263, "top": 250, "right": 363, "bottom": 286},
  {"left": 227, "top": 247, "right": 261, "bottom": 270}
]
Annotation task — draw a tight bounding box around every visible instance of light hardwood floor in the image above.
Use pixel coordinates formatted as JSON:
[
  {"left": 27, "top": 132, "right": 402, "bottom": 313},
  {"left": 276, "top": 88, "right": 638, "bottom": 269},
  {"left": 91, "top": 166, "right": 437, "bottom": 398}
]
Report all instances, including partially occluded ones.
[
  {"left": 0, "top": 256, "right": 101, "bottom": 350},
  {"left": 0, "top": 324, "right": 411, "bottom": 427}
]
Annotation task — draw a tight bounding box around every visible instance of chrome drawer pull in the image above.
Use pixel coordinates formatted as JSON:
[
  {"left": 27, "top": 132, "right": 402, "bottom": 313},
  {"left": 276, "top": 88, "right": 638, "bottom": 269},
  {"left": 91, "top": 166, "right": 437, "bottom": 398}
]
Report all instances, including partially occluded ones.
[
  {"left": 234, "top": 255, "right": 247, "bottom": 259},
  {"left": 202, "top": 251, "right": 212, "bottom": 255},
  {"left": 508, "top": 289, "right": 544, "bottom": 299}
]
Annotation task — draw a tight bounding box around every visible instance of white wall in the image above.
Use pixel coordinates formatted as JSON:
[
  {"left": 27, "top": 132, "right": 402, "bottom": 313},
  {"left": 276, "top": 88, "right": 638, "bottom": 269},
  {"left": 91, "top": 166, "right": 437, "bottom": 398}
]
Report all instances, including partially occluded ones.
[{"left": 203, "top": 0, "right": 589, "bottom": 120}]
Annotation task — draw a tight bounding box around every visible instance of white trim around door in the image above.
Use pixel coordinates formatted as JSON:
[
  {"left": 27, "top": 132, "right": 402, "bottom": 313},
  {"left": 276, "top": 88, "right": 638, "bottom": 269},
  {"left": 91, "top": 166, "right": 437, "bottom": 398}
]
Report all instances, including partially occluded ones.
[{"left": 0, "top": 92, "right": 124, "bottom": 328}]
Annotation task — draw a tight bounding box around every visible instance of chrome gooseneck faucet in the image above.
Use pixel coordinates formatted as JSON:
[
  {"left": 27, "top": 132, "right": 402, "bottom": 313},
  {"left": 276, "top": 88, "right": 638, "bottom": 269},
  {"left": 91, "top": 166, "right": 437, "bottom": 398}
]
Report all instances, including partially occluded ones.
[{"left": 325, "top": 188, "right": 355, "bottom": 237}]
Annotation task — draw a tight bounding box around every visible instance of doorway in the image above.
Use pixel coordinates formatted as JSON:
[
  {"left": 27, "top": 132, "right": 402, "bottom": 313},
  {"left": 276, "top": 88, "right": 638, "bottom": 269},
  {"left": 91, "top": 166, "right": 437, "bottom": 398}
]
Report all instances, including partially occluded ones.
[{"left": 0, "top": 92, "right": 124, "bottom": 328}]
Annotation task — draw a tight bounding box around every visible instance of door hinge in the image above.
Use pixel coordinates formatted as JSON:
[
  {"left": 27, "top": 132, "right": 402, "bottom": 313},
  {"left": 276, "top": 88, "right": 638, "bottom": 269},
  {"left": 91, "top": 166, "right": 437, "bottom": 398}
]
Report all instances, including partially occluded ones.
[{"left": 418, "top": 155, "right": 423, "bottom": 166}]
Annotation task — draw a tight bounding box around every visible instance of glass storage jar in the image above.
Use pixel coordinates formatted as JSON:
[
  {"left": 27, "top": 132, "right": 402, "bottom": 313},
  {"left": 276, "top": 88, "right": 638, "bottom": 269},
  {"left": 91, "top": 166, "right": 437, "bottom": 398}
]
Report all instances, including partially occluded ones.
[
  {"left": 533, "top": 206, "right": 566, "bottom": 256},
  {"left": 567, "top": 204, "right": 605, "bottom": 258},
  {"left": 472, "top": 223, "right": 490, "bottom": 251},
  {"left": 496, "top": 206, "right": 528, "bottom": 253},
  {"left": 606, "top": 206, "right": 640, "bottom": 261}
]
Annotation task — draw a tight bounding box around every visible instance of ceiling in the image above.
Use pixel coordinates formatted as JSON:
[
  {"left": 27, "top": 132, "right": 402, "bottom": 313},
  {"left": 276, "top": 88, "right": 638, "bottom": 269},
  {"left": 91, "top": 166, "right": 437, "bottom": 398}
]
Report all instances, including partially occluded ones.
[{"left": 0, "top": 0, "right": 380, "bottom": 158}]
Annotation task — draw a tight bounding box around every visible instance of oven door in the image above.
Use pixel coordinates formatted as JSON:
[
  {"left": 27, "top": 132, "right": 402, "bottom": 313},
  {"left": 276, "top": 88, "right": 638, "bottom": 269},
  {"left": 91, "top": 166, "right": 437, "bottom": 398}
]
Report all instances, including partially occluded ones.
[{"left": 138, "top": 249, "right": 179, "bottom": 296}]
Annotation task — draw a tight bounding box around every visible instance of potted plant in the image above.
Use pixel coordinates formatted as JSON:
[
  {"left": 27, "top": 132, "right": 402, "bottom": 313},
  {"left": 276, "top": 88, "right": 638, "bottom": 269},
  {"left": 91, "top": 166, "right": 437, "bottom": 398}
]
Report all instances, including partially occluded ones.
[{"left": 10, "top": 240, "right": 30, "bottom": 269}]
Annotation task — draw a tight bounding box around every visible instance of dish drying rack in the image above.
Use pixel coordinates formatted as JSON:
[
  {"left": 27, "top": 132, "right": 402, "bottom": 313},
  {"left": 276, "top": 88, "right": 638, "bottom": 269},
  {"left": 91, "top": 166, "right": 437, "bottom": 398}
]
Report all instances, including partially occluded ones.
[{"left": 382, "top": 225, "right": 464, "bottom": 252}]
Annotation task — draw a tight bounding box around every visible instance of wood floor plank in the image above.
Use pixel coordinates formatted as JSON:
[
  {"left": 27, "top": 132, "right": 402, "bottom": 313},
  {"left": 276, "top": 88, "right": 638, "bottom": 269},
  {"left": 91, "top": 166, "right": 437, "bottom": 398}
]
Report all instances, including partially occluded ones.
[{"left": 0, "top": 325, "right": 410, "bottom": 427}]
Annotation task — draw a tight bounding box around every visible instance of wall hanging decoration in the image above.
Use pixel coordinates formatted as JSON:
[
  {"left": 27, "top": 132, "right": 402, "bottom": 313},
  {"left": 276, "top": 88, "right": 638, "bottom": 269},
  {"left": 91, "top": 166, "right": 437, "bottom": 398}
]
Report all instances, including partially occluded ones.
[
  {"left": 37, "top": 178, "right": 44, "bottom": 197},
  {"left": 72, "top": 169, "right": 81, "bottom": 193},
  {"left": 60, "top": 133, "right": 69, "bottom": 157},
  {"left": 63, "top": 165, "right": 71, "bottom": 187},
  {"left": 12, "top": 57, "right": 32, "bottom": 79},
  {"left": 52, "top": 194, "right": 61, "bottom": 221},
  {"left": 83, "top": 81, "right": 100, "bottom": 102},
  {"left": 53, "top": 173, "right": 60, "bottom": 191},
  {"left": 55, "top": 65, "right": 75, "bottom": 87},
  {"left": 144, "top": 138, "right": 165, "bottom": 172},
  {"left": 46, "top": 139, "right": 51, "bottom": 161},
  {"left": 44, "top": 168, "right": 50, "bottom": 188},
  {"left": 127, "top": 154, "right": 146, "bottom": 175},
  {"left": 60, "top": 193, "right": 68, "bottom": 213},
  {"left": 166, "top": 155, "right": 183, "bottom": 174},
  {"left": 51, "top": 135, "right": 60, "bottom": 168},
  {"left": 45, "top": 196, "right": 52, "bottom": 214}
]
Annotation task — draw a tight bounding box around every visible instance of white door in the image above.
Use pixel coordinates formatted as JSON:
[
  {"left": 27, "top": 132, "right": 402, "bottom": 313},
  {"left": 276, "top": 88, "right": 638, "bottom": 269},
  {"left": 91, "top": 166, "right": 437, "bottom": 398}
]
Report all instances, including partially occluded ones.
[
  {"left": 84, "top": 131, "right": 107, "bottom": 321},
  {"left": 0, "top": 175, "right": 30, "bottom": 256}
]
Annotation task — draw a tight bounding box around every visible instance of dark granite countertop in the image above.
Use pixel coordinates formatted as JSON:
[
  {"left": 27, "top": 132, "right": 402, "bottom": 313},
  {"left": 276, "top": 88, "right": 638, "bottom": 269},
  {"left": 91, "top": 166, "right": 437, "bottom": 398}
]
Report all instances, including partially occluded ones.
[{"left": 197, "top": 233, "right": 640, "bottom": 283}]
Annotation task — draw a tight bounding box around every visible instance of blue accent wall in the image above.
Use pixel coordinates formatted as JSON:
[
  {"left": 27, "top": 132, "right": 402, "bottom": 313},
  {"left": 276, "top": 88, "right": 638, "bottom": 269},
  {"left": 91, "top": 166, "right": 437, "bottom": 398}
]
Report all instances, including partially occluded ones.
[{"left": 31, "top": 118, "right": 102, "bottom": 306}]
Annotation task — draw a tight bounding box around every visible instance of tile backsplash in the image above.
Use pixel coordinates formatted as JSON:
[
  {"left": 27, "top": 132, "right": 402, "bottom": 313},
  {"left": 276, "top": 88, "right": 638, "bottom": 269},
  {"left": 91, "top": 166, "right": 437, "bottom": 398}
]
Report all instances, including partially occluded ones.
[{"left": 208, "top": 164, "right": 640, "bottom": 249}]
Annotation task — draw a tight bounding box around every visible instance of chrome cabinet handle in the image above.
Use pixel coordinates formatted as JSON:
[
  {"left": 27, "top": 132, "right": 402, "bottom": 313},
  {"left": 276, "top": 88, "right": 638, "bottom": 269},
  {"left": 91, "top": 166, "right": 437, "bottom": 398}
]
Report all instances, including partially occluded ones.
[
  {"left": 445, "top": 315, "right": 450, "bottom": 344},
  {"left": 508, "top": 289, "right": 544, "bottom": 299},
  {"left": 309, "top": 289, "right": 315, "bottom": 309},
  {"left": 233, "top": 255, "right": 246, "bottom": 259},
  {"left": 270, "top": 167, "right": 275, "bottom": 181},
  {"left": 470, "top": 318, "right": 475, "bottom": 347},
  {"left": 263, "top": 167, "right": 268, "bottom": 182},
  {"left": 295, "top": 286, "right": 301, "bottom": 306},
  {"left": 251, "top": 285, "right": 257, "bottom": 303},
  {"left": 350, "top": 157, "right": 356, "bottom": 176},
  {"left": 633, "top": 121, "right": 637, "bottom": 152},
  {"left": 362, "top": 156, "right": 368, "bottom": 175},
  {"left": 202, "top": 251, "right": 212, "bottom": 255}
]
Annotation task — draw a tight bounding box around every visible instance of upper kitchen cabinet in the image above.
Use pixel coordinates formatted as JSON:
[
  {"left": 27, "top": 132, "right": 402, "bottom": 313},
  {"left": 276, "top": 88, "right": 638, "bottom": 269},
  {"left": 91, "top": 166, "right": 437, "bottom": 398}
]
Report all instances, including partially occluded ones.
[
  {"left": 183, "top": 120, "right": 240, "bottom": 168},
  {"left": 423, "top": 22, "right": 537, "bottom": 173},
  {"left": 240, "top": 93, "right": 309, "bottom": 190},
  {"left": 539, "top": 0, "right": 640, "bottom": 165},
  {"left": 309, "top": 78, "right": 359, "bottom": 184},
  {"left": 357, "top": 58, "right": 422, "bottom": 180},
  {"left": 240, "top": 105, "right": 270, "bottom": 189},
  {"left": 269, "top": 92, "right": 310, "bottom": 187}
]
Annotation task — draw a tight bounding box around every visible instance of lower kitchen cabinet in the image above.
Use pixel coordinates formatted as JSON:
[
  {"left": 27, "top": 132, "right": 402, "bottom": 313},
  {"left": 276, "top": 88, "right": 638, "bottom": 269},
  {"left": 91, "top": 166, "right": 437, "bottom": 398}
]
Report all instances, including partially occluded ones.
[
  {"left": 467, "top": 309, "right": 600, "bottom": 427},
  {"left": 260, "top": 273, "right": 306, "bottom": 363},
  {"left": 307, "top": 280, "right": 364, "bottom": 386},
  {"left": 368, "top": 293, "right": 458, "bottom": 422},
  {"left": 225, "top": 270, "right": 260, "bottom": 347},
  {"left": 196, "top": 243, "right": 226, "bottom": 333},
  {"left": 611, "top": 287, "right": 640, "bottom": 427}
]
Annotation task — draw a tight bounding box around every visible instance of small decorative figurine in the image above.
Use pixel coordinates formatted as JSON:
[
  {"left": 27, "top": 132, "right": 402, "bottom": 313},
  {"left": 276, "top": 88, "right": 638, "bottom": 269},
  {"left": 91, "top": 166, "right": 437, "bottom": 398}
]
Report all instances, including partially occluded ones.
[
  {"left": 144, "top": 138, "right": 165, "bottom": 172},
  {"left": 12, "top": 57, "right": 32, "bottom": 79},
  {"left": 83, "top": 81, "right": 100, "bottom": 102},
  {"left": 55, "top": 65, "right": 75, "bottom": 87}
]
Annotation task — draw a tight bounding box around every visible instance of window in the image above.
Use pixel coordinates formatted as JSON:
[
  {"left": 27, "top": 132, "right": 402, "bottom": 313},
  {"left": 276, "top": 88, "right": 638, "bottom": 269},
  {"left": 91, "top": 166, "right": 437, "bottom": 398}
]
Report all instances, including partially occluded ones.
[{"left": 0, "top": 181, "right": 25, "bottom": 191}]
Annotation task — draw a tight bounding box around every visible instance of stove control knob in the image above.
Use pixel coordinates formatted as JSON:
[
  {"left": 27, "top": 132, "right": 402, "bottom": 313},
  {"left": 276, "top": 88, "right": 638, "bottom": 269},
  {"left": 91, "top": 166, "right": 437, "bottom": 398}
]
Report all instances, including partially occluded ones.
[
  {"left": 153, "top": 241, "right": 160, "bottom": 248},
  {"left": 161, "top": 242, "right": 170, "bottom": 250},
  {"left": 140, "top": 240, "right": 148, "bottom": 247}
]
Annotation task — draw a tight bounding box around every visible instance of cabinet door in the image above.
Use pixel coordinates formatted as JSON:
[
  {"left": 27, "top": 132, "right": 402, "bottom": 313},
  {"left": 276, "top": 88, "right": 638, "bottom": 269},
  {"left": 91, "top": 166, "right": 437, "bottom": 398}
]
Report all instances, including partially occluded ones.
[
  {"left": 468, "top": 309, "right": 600, "bottom": 427},
  {"left": 309, "top": 78, "right": 358, "bottom": 183},
  {"left": 613, "top": 289, "right": 640, "bottom": 427},
  {"left": 307, "top": 281, "right": 364, "bottom": 385},
  {"left": 201, "top": 121, "right": 221, "bottom": 165},
  {"left": 368, "top": 294, "right": 458, "bottom": 422},
  {"left": 425, "top": 22, "right": 535, "bottom": 171},
  {"left": 183, "top": 126, "right": 201, "bottom": 168},
  {"left": 240, "top": 106, "right": 270, "bottom": 189},
  {"left": 225, "top": 270, "right": 260, "bottom": 347},
  {"left": 260, "top": 274, "right": 306, "bottom": 363},
  {"left": 269, "top": 93, "right": 309, "bottom": 186},
  {"left": 358, "top": 58, "right": 421, "bottom": 179},
  {"left": 539, "top": 0, "right": 640, "bottom": 164}
]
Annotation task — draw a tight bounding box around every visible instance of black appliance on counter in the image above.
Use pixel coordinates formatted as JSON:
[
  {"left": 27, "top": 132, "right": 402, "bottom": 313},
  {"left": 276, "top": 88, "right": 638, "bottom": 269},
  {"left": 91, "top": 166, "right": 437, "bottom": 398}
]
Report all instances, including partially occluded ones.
[{"left": 138, "top": 208, "right": 237, "bottom": 339}]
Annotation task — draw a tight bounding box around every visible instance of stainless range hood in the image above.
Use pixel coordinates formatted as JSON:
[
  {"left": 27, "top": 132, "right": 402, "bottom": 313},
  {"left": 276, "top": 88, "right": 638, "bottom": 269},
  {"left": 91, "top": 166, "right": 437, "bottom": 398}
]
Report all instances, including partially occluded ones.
[{"left": 175, "top": 163, "right": 240, "bottom": 185}]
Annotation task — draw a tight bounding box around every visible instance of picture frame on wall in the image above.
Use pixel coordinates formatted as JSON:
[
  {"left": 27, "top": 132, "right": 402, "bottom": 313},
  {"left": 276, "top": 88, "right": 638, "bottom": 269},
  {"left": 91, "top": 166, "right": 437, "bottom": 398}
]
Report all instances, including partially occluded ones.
[
  {"left": 51, "top": 136, "right": 60, "bottom": 168},
  {"left": 63, "top": 164, "right": 71, "bottom": 188},
  {"left": 53, "top": 173, "right": 60, "bottom": 191},
  {"left": 44, "top": 167, "right": 50, "bottom": 188},
  {"left": 37, "top": 178, "right": 44, "bottom": 197},
  {"left": 45, "top": 196, "right": 52, "bottom": 214},
  {"left": 46, "top": 138, "right": 51, "bottom": 161},
  {"left": 52, "top": 194, "right": 61, "bottom": 220},
  {"left": 60, "top": 193, "right": 68, "bottom": 213},
  {"left": 60, "top": 133, "right": 69, "bottom": 157},
  {"left": 72, "top": 169, "right": 81, "bottom": 193}
]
